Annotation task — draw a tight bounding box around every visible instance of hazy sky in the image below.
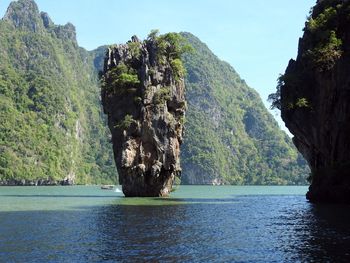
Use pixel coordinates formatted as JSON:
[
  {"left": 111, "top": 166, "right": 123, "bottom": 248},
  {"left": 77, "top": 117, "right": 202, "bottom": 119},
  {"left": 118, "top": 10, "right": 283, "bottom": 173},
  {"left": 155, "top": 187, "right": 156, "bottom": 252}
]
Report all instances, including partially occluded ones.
[{"left": 0, "top": 0, "right": 315, "bottom": 132}]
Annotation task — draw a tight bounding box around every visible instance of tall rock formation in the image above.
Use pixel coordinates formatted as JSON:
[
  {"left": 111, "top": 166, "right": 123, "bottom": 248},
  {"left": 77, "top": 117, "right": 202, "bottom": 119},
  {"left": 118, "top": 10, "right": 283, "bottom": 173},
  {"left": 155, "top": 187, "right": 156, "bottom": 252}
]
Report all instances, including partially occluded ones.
[
  {"left": 1, "top": 0, "right": 309, "bottom": 187},
  {"left": 101, "top": 33, "right": 186, "bottom": 197},
  {"left": 93, "top": 33, "right": 310, "bottom": 186},
  {"left": 274, "top": 0, "right": 350, "bottom": 203}
]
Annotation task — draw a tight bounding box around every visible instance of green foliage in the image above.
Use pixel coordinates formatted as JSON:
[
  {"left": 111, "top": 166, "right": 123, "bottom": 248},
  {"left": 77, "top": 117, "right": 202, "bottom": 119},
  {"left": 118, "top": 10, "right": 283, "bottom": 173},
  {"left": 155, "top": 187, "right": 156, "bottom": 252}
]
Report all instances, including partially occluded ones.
[
  {"left": 271, "top": 1, "right": 348, "bottom": 113},
  {"left": 149, "top": 30, "right": 193, "bottom": 81},
  {"left": 0, "top": 10, "right": 116, "bottom": 185},
  {"left": 306, "top": 7, "right": 337, "bottom": 32},
  {"left": 171, "top": 58, "right": 186, "bottom": 80},
  {"left": 102, "top": 62, "right": 140, "bottom": 94},
  {"left": 179, "top": 115, "right": 186, "bottom": 125},
  {"left": 115, "top": 114, "right": 135, "bottom": 130},
  {"left": 113, "top": 73, "right": 140, "bottom": 89},
  {"left": 156, "top": 32, "right": 190, "bottom": 59},
  {"left": 306, "top": 30, "right": 342, "bottom": 70},
  {"left": 1, "top": 2, "right": 309, "bottom": 187},
  {"left": 153, "top": 86, "right": 171, "bottom": 105},
  {"left": 268, "top": 75, "right": 284, "bottom": 110},
  {"left": 113, "top": 63, "right": 129, "bottom": 75},
  {"left": 303, "top": 4, "right": 344, "bottom": 71},
  {"left": 127, "top": 41, "right": 141, "bottom": 58},
  {"left": 181, "top": 32, "right": 309, "bottom": 185},
  {"left": 147, "top": 29, "right": 160, "bottom": 41},
  {"left": 295, "top": 98, "right": 310, "bottom": 108}
]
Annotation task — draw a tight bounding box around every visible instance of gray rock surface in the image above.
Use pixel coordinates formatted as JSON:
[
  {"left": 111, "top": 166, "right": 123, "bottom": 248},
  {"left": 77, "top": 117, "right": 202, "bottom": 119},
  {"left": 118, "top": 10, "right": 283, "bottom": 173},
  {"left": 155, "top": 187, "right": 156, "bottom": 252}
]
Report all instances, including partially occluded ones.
[{"left": 101, "top": 36, "right": 186, "bottom": 197}]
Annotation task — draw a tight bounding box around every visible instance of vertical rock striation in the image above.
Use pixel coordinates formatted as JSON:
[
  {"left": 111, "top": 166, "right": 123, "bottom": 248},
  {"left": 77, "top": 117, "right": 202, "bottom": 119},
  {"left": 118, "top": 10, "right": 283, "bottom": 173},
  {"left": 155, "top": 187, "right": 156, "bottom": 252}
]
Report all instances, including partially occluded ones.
[
  {"left": 276, "top": 0, "right": 350, "bottom": 203},
  {"left": 101, "top": 34, "right": 186, "bottom": 197}
]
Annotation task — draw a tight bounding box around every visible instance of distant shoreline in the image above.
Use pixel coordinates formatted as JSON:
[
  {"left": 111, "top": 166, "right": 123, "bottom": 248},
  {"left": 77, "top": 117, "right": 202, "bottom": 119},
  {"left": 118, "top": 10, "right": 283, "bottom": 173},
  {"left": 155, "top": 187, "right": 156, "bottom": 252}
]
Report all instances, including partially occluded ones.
[
  {"left": 0, "top": 179, "right": 75, "bottom": 186},
  {"left": 0, "top": 182, "right": 308, "bottom": 187}
]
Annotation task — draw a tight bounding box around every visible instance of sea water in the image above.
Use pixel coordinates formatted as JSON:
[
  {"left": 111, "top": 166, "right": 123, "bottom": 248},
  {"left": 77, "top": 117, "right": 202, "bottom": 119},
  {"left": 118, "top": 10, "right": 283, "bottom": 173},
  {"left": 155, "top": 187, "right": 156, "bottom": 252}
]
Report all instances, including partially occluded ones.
[{"left": 0, "top": 185, "right": 350, "bottom": 262}]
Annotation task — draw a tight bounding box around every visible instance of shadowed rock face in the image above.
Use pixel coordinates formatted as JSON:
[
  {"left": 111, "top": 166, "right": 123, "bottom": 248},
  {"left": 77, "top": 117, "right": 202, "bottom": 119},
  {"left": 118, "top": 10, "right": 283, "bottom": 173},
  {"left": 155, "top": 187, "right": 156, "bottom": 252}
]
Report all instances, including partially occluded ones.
[
  {"left": 280, "top": 0, "right": 350, "bottom": 203},
  {"left": 101, "top": 36, "right": 186, "bottom": 197}
]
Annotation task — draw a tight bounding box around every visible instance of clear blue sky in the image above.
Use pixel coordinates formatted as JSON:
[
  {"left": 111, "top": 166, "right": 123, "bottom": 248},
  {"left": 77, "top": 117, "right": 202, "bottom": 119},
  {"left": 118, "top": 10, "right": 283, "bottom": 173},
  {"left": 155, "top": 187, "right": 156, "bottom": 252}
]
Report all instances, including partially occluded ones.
[{"left": 0, "top": 0, "right": 315, "bottom": 132}]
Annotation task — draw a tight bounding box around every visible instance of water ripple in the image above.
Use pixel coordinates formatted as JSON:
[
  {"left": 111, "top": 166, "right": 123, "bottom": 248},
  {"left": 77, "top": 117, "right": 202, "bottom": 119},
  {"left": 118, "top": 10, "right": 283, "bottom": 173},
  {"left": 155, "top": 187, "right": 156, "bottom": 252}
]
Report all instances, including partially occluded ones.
[{"left": 1, "top": 186, "right": 350, "bottom": 262}]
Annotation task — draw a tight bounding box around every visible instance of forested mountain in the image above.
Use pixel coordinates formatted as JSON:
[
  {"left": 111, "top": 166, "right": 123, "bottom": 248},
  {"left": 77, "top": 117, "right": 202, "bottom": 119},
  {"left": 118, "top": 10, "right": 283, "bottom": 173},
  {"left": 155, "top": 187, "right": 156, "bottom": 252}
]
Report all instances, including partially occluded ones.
[
  {"left": 0, "top": 0, "right": 115, "bottom": 185},
  {"left": 0, "top": 0, "right": 309, "bottom": 185},
  {"left": 92, "top": 33, "right": 310, "bottom": 185},
  {"left": 179, "top": 33, "right": 309, "bottom": 185}
]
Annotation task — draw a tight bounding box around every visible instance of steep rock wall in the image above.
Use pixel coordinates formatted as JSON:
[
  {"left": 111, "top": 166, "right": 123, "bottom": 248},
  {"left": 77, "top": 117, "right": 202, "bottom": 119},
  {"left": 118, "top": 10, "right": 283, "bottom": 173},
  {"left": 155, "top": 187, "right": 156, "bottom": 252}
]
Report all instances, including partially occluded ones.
[
  {"left": 101, "top": 35, "right": 186, "bottom": 197},
  {"left": 279, "top": 0, "right": 350, "bottom": 203}
]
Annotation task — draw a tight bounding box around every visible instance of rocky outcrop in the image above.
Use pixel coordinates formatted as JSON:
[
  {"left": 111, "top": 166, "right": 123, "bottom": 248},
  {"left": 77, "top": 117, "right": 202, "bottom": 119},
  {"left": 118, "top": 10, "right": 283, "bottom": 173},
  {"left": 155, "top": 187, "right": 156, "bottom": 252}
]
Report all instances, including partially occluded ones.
[
  {"left": 0, "top": 178, "right": 74, "bottom": 186},
  {"left": 93, "top": 33, "right": 309, "bottom": 186},
  {"left": 3, "top": 0, "right": 77, "bottom": 44},
  {"left": 101, "top": 34, "right": 186, "bottom": 197},
  {"left": 278, "top": 1, "right": 350, "bottom": 203},
  {"left": 3, "top": 0, "right": 43, "bottom": 33}
]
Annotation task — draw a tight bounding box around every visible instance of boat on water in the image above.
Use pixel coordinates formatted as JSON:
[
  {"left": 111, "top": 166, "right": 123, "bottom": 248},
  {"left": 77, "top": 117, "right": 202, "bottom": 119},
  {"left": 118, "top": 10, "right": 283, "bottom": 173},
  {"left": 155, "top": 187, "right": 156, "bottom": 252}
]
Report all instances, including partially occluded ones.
[{"left": 100, "top": 185, "right": 114, "bottom": 190}]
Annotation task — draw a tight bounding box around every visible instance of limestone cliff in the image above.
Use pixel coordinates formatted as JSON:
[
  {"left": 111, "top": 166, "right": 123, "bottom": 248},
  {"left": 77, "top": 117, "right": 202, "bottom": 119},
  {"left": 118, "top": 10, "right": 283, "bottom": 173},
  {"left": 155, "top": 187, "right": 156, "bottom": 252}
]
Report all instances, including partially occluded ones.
[
  {"left": 94, "top": 33, "right": 309, "bottom": 186},
  {"left": 276, "top": 0, "right": 350, "bottom": 203},
  {"left": 0, "top": 0, "right": 116, "bottom": 185},
  {"left": 3, "top": 0, "right": 77, "bottom": 44},
  {"left": 101, "top": 33, "right": 186, "bottom": 197}
]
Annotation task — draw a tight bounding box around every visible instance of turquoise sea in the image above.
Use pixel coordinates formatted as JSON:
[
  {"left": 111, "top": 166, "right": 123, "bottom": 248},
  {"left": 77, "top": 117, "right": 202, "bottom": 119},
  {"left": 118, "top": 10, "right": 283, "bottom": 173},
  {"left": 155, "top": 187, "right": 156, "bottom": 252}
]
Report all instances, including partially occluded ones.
[{"left": 1, "top": 186, "right": 350, "bottom": 262}]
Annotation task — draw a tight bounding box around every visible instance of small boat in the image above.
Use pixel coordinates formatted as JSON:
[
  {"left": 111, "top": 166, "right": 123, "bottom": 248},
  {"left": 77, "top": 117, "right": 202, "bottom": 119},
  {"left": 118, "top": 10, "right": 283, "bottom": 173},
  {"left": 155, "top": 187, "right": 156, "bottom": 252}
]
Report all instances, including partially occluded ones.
[
  {"left": 114, "top": 187, "right": 122, "bottom": 193},
  {"left": 101, "top": 185, "right": 114, "bottom": 190}
]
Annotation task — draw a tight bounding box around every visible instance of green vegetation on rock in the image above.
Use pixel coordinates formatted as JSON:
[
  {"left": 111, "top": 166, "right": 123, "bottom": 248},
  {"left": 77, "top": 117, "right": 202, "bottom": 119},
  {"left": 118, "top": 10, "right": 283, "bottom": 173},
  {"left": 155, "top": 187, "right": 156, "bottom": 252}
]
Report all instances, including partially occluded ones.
[
  {"left": 269, "top": 0, "right": 350, "bottom": 203},
  {"left": 148, "top": 30, "right": 192, "bottom": 81},
  {"left": 114, "top": 114, "right": 135, "bottom": 130},
  {"left": 269, "top": 0, "right": 347, "bottom": 112},
  {"left": 153, "top": 87, "right": 171, "bottom": 105},
  {"left": 0, "top": 0, "right": 309, "bottom": 186},
  {"left": 180, "top": 32, "right": 309, "bottom": 185},
  {"left": 0, "top": 0, "right": 115, "bottom": 185},
  {"left": 101, "top": 63, "right": 140, "bottom": 95}
]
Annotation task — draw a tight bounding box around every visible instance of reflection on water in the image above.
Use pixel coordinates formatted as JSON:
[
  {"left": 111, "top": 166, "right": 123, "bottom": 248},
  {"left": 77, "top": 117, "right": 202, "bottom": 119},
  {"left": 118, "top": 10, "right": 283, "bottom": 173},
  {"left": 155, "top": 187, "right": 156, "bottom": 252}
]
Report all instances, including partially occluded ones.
[
  {"left": 96, "top": 205, "right": 190, "bottom": 262},
  {"left": 0, "top": 186, "right": 350, "bottom": 262},
  {"left": 289, "top": 204, "right": 350, "bottom": 262}
]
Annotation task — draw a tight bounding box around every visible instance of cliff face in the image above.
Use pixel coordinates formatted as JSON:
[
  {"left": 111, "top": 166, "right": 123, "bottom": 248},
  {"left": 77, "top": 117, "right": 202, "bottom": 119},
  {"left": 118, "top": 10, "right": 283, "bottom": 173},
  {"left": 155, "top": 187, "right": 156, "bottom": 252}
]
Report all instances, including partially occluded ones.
[
  {"left": 93, "top": 33, "right": 310, "bottom": 186},
  {"left": 180, "top": 33, "right": 309, "bottom": 185},
  {"left": 278, "top": 0, "right": 350, "bottom": 203},
  {"left": 101, "top": 34, "right": 186, "bottom": 197},
  {"left": 0, "top": 0, "right": 116, "bottom": 185}
]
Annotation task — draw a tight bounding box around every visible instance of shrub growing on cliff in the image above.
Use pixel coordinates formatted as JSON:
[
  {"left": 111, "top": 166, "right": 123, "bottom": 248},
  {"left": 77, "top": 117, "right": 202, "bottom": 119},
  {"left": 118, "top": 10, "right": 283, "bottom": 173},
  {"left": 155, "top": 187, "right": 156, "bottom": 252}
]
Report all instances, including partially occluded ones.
[
  {"left": 303, "top": 5, "right": 343, "bottom": 71},
  {"left": 306, "top": 7, "right": 337, "bottom": 32},
  {"left": 269, "top": 3, "right": 344, "bottom": 111},
  {"left": 148, "top": 30, "right": 193, "bottom": 81},
  {"left": 153, "top": 86, "right": 171, "bottom": 105},
  {"left": 101, "top": 62, "right": 140, "bottom": 94},
  {"left": 171, "top": 58, "right": 186, "bottom": 81},
  {"left": 268, "top": 75, "right": 283, "bottom": 110},
  {"left": 305, "top": 30, "right": 342, "bottom": 71},
  {"left": 269, "top": 74, "right": 300, "bottom": 110},
  {"left": 115, "top": 114, "right": 135, "bottom": 130},
  {"left": 295, "top": 98, "right": 310, "bottom": 108},
  {"left": 147, "top": 29, "right": 160, "bottom": 41},
  {"left": 114, "top": 73, "right": 139, "bottom": 89},
  {"left": 269, "top": 78, "right": 312, "bottom": 111},
  {"left": 127, "top": 41, "right": 141, "bottom": 59}
]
